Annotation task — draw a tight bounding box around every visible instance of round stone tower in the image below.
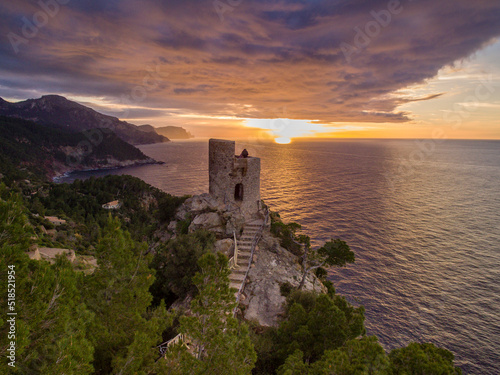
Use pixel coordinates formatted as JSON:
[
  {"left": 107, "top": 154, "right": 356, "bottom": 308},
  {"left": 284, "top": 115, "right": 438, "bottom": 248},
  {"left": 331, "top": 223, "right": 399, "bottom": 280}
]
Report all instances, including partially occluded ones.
[{"left": 209, "top": 139, "right": 261, "bottom": 218}]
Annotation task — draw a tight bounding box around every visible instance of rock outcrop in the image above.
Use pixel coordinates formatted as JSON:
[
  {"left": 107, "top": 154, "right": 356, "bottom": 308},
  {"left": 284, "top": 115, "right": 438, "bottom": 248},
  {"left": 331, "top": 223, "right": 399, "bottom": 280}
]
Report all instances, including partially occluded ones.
[
  {"left": 215, "top": 238, "right": 234, "bottom": 258},
  {"left": 241, "top": 232, "right": 326, "bottom": 327},
  {"left": 172, "top": 193, "right": 246, "bottom": 238}
]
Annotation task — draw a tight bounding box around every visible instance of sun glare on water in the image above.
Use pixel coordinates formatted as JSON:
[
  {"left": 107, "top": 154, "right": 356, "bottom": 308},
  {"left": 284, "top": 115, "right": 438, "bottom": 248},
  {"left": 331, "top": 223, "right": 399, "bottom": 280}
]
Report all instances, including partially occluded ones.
[{"left": 275, "top": 137, "right": 291, "bottom": 144}]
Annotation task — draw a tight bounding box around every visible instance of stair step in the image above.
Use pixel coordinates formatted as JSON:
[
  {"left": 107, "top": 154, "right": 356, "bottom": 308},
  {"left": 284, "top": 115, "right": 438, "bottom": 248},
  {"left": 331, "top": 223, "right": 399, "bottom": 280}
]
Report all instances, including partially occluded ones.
[
  {"left": 231, "top": 268, "right": 246, "bottom": 275},
  {"left": 230, "top": 282, "right": 241, "bottom": 291},
  {"left": 230, "top": 273, "right": 246, "bottom": 281}
]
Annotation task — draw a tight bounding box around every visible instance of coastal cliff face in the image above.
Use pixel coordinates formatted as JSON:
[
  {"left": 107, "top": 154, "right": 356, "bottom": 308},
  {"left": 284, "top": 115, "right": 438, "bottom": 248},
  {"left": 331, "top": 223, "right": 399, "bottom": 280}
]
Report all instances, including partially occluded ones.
[
  {"left": 152, "top": 125, "right": 194, "bottom": 139},
  {"left": 168, "top": 193, "right": 326, "bottom": 327},
  {"left": 242, "top": 231, "right": 326, "bottom": 326}
]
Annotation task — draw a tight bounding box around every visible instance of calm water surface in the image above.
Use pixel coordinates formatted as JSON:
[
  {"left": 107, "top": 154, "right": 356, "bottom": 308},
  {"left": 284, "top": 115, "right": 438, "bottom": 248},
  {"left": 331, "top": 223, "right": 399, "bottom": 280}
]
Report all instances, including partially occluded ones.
[{"left": 61, "top": 139, "right": 500, "bottom": 374}]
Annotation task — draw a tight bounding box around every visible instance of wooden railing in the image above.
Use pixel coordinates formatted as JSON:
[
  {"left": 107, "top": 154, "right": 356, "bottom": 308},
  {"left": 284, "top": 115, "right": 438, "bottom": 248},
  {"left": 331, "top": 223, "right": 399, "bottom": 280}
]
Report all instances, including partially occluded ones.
[
  {"left": 228, "top": 231, "right": 239, "bottom": 269},
  {"left": 157, "top": 333, "right": 185, "bottom": 358}
]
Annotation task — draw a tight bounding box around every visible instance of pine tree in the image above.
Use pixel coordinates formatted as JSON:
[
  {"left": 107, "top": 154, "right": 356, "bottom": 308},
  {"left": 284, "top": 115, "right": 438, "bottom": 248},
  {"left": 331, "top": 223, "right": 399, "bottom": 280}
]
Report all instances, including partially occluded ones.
[
  {"left": 111, "top": 301, "right": 172, "bottom": 375},
  {"left": 389, "top": 342, "right": 462, "bottom": 374},
  {"left": 82, "top": 217, "right": 167, "bottom": 374},
  {"left": 165, "top": 253, "right": 256, "bottom": 375},
  {"left": 310, "top": 336, "right": 389, "bottom": 374},
  {"left": 0, "top": 187, "right": 94, "bottom": 374},
  {"left": 277, "top": 350, "right": 310, "bottom": 375},
  {"left": 299, "top": 238, "right": 355, "bottom": 289}
]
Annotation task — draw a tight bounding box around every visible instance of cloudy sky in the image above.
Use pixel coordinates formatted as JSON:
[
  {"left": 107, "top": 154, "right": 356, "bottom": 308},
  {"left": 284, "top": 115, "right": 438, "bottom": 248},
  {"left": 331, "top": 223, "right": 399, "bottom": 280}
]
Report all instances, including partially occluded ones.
[{"left": 1, "top": 0, "right": 500, "bottom": 142}]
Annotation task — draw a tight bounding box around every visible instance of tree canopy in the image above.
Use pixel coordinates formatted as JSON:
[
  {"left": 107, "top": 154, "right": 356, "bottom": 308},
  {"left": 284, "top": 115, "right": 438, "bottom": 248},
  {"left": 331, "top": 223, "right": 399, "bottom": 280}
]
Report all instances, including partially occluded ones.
[{"left": 165, "top": 253, "right": 256, "bottom": 375}]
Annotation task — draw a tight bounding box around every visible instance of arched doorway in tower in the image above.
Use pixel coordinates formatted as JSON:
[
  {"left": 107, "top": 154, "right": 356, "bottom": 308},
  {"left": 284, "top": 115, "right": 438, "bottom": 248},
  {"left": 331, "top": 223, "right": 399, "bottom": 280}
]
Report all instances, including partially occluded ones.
[{"left": 234, "top": 183, "right": 244, "bottom": 201}]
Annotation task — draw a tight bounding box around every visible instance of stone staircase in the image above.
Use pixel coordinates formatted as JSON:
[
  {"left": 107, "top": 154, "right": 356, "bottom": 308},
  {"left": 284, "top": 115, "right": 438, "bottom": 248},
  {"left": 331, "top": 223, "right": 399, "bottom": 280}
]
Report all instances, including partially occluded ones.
[
  {"left": 159, "top": 216, "right": 268, "bottom": 358},
  {"left": 229, "top": 221, "right": 263, "bottom": 292}
]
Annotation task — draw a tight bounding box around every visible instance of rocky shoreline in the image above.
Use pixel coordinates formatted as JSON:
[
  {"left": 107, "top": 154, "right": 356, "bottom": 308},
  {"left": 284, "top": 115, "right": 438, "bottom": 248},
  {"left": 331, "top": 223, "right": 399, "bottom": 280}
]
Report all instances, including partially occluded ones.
[{"left": 51, "top": 158, "right": 164, "bottom": 182}]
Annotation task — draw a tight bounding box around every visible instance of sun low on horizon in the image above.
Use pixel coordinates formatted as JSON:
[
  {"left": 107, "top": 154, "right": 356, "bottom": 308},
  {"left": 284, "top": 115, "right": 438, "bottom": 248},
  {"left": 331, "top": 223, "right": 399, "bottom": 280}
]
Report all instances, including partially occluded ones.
[
  {"left": 1, "top": 1, "right": 500, "bottom": 143},
  {"left": 274, "top": 137, "right": 292, "bottom": 144}
]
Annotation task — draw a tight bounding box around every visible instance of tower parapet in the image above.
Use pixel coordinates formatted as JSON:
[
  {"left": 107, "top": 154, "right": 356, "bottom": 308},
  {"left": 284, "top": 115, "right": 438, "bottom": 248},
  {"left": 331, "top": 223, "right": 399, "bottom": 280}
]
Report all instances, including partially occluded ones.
[{"left": 209, "top": 139, "right": 261, "bottom": 218}]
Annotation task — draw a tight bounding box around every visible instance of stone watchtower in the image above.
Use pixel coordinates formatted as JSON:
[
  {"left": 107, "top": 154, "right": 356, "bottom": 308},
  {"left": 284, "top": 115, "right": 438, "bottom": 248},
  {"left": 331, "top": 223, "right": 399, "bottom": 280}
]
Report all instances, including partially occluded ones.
[{"left": 209, "top": 139, "right": 261, "bottom": 219}]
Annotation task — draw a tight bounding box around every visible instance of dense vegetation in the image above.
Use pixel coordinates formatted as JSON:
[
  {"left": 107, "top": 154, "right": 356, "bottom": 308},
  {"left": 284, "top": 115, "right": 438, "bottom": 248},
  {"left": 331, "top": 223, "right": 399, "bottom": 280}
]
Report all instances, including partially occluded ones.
[
  {"left": 0, "top": 170, "right": 463, "bottom": 374},
  {"left": 34, "top": 175, "right": 186, "bottom": 249},
  {"left": 150, "top": 230, "right": 216, "bottom": 306},
  {"left": 165, "top": 253, "right": 256, "bottom": 374}
]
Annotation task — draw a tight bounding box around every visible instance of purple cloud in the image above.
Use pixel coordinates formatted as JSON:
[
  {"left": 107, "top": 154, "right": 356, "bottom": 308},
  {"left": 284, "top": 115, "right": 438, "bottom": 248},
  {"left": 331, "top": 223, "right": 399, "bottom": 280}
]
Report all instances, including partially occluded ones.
[{"left": 0, "top": 0, "right": 499, "bottom": 124}]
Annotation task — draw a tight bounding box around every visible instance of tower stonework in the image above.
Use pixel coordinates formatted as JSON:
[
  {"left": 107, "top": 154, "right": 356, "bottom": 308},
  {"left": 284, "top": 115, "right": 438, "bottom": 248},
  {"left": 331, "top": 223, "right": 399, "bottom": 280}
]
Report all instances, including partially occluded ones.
[{"left": 209, "top": 139, "right": 261, "bottom": 219}]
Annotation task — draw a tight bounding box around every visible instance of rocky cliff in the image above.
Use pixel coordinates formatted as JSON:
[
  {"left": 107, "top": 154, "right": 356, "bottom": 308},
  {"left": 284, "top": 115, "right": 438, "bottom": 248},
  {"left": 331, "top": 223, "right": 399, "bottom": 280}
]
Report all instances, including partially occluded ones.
[
  {"left": 154, "top": 126, "right": 194, "bottom": 139},
  {"left": 167, "top": 193, "right": 326, "bottom": 327}
]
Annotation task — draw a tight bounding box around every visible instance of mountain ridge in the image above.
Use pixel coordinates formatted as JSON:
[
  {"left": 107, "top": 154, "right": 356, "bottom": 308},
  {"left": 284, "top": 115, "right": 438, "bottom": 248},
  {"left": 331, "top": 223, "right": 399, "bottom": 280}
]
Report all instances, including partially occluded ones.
[
  {"left": 0, "top": 115, "right": 160, "bottom": 181},
  {"left": 0, "top": 95, "right": 170, "bottom": 145}
]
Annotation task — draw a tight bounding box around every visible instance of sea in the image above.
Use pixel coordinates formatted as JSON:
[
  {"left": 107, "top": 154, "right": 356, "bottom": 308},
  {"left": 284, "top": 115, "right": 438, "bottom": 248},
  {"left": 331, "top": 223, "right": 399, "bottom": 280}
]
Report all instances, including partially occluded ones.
[{"left": 58, "top": 139, "right": 500, "bottom": 374}]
